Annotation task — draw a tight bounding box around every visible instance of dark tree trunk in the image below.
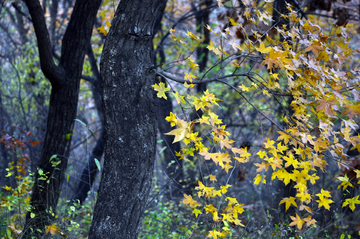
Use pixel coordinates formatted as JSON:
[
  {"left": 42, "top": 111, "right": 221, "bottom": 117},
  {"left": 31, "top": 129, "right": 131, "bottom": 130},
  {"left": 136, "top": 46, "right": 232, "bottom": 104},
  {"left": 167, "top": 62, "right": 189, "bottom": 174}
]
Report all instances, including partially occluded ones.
[
  {"left": 22, "top": 0, "right": 102, "bottom": 238},
  {"left": 195, "top": 0, "right": 212, "bottom": 93},
  {"left": 273, "top": 0, "right": 289, "bottom": 42},
  {"left": 88, "top": 0, "right": 166, "bottom": 238}
]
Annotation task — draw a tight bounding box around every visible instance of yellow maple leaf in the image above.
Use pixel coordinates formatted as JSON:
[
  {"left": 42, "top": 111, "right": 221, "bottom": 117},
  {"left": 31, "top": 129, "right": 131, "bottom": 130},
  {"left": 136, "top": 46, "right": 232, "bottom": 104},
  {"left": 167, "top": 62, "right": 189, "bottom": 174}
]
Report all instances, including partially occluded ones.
[
  {"left": 337, "top": 174, "right": 354, "bottom": 191},
  {"left": 2, "top": 185, "right": 11, "bottom": 191},
  {"left": 277, "top": 131, "right": 292, "bottom": 145},
  {"left": 165, "top": 119, "right": 190, "bottom": 143},
  {"left": 239, "top": 84, "right": 250, "bottom": 91},
  {"left": 184, "top": 72, "right": 196, "bottom": 82},
  {"left": 316, "top": 189, "right": 334, "bottom": 211},
  {"left": 45, "top": 223, "right": 61, "bottom": 235},
  {"left": 342, "top": 195, "right": 360, "bottom": 211},
  {"left": 289, "top": 213, "right": 305, "bottom": 229},
  {"left": 187, "top": 58, "right": 199, "bottom": 70},
  {"left": 218, "top": 46, "right": 230, "bottom": 57},
  {"left": 220, "top": 184, "right": 232, "bottom": 194},
  {"left": 256, "top": 42, "right": 271, "bottom": 54},
  {"left": 151, "top": 82, "right": 170, "bottom": 100},
  {"left": 209, "top": 174, "right": 217, "bottom": 183},
  {"left": 279, "top": 196, "right": 297, "bottom": 211},
  {"left": 183, "top": 194, "right": 199, "bottom": 208},
  {"left": 254, "top": 174, "right": 266, "bottom": 185},
  {"left": 304, "top": 215, "right": 317, "bottom": 227},
  {"left": 193, "top": 208, "right": 202, "bottom": 217},
  {"left": 171, "top": 91, "right": 185, "bottom": 104},
  {"left": 105, "top": 20, "right": 111, "bottom": 27},
  {"left": 165, "top": 112, "right": 177, "bottom": 127},
  {"left": 97, "top": 25, "right": 107, "bottom": 36}
]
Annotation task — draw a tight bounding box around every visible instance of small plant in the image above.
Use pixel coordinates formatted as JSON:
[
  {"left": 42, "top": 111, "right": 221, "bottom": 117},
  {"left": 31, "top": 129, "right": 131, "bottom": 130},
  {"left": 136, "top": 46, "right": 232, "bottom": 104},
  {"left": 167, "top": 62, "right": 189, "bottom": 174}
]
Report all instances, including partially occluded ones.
[{"left": 0, "top": 128, "right": 38, "bottom": 238}]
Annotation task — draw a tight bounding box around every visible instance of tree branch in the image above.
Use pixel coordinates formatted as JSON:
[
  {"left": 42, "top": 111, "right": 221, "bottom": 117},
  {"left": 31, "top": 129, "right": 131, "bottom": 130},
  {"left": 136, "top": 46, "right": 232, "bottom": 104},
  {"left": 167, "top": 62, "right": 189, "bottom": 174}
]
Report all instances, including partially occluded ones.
[
  {"left": 59, "top": 0, "right": 102, "bottom": 76},
  {"left": 24, "top": 0, "right": 62, "bottom": 87}
]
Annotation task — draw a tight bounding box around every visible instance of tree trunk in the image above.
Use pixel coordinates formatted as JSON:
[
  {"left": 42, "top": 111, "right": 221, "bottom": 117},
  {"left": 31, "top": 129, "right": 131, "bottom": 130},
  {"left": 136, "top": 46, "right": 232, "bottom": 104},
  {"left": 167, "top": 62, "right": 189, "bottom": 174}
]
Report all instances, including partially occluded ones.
[
  {"left": 22, "top": 0, "right": 102, "bottom": 237},
  {"left": 88, "top": 0, "right": 166, "bottom": 238}
]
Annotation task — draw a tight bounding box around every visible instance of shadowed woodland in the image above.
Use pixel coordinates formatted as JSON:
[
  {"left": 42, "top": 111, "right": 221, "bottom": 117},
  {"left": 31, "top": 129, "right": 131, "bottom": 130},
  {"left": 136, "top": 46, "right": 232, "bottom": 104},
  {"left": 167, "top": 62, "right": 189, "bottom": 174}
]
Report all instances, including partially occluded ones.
[{"left": 1, "top": 0, "right": 360, "bottom": 238}]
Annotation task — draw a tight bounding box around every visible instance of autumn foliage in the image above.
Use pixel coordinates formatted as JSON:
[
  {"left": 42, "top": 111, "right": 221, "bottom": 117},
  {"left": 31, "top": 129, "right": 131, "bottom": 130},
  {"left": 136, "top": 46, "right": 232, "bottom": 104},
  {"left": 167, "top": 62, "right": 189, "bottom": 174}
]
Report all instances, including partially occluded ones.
[{"left": 149, "top": 1, "right": 360, "bottom": 238}]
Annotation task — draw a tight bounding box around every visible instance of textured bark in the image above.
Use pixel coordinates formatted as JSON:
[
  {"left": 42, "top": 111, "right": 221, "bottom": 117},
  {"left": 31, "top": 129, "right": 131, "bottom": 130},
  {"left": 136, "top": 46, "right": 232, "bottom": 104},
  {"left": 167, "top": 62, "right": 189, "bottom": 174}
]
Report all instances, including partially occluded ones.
[
  {"left": 22, "top": 0, "right": 102, "bottom": 238},
  {"left": 88, "top": 0, "right": 166, "bottom": 238}
]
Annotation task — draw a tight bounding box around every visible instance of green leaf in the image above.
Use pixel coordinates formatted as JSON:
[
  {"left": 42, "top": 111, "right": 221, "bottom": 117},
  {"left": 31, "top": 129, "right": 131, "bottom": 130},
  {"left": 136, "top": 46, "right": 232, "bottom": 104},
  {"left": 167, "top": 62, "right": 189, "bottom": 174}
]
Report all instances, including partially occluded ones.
[
  {"left": 74, "top": 118, "right": 87, "bottom": 127},
  {"left": 6, "top": 228, "right": 12, "bottom": 238},
  {"left": 30, "top": 212, "right": 35, "bottom": 218},
  {"left": 94, "top": 158, "right": 101, "bottom": 171},
  {"left": 157, "top": 140, "right": 163, "bottom": 143},
  {"left": 49, "top": 154, "right": 57, "bottom": 162},
  {"left": 66, "top": 134, "right": 71, "bottom": 140},
  {"left": 159, "top": 146, "right": 167, "bottom": 154},
  {"left": 66, "top": 174, "right": 69, "bottom": 182},
  {"left": 167, "top": 160, "right": 175, "bottom": 168}
]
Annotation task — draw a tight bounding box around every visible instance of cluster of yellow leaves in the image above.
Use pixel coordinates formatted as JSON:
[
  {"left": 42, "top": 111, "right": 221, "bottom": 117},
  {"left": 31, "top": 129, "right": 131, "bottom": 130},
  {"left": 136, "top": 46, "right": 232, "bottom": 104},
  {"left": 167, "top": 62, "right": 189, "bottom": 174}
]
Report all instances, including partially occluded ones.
[
  {"left": 153, "top": 69, "right": 249, "bottom": 237},
  {"left": 155, "top": 1, "right": 360, "bottom": 237},
  {"left": 250, "top": 5, "right": 360, "bottom": 231}
]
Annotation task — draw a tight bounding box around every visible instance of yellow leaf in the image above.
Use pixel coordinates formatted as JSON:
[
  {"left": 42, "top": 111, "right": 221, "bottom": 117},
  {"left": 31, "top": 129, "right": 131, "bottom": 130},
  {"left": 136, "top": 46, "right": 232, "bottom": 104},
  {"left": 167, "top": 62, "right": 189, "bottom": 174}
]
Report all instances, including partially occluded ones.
[
  {"left": 304, "top": 215, "right": 317, "bottom": 227},
  {"left": 2, "top": 185, "right": 11, "bottom": 191},
  {"left": 45, "top": 223, "right": 61, "bottom": 235},
  {"left": 165, "top": 112, "right": 177, "bottom": 127},
  {"left": 254, "top": 174, "right": 266, "bottom": 185},
  {"left": 256, "top": 42, "right": 271, "bottom": 54},
  {"left": 227, "top": 17, "right": 239, "bottom": 26},
  {"left": 184, "top": 72, "right": 196, "bottom": 82},
  {"left": 165, "top": 127, "right": 186, "bottom": 143},
  {"left": 277, "top": 131, "right": 292, "bottom": 145},
  {"left": 105, "top": 20, "right": 111, "bottom": 27},
  {"left": 289, "top": 213, "right": 305, "bottom": 230},
  {"left": 97, "top": 25, "right": 107, "bottom": 36},
  {"left": 171, "top": 91, "right": 185, "bottom": 104},
  {"left": 279, "top": 197, "right": 297, "bottom": 211},
  {"left": 186, "top": 30, "right": 201, "bottom": 42},
  {"left": 204, "top": 25, "right": 218, "bottom": 35},
  {"left": 193, "top": 208, "right": 202, "bottom": 217},
  {"left": 183, "top": 194, "right": 200, "bottom": 208},
  {"left": 239, "top": 84, "right": 250, "bottom": 91},
  {"left": 209, "top": 174, "right": 217, "bottom": 183},
  {"left": 151, "top": 82, "right": 170, "bottom": 100},
  {"left": 207, "top": 40, "right": 216, "bottom": 52},
  {"left": 342, "top": 195, "right": 360, "bottom": 211}
]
